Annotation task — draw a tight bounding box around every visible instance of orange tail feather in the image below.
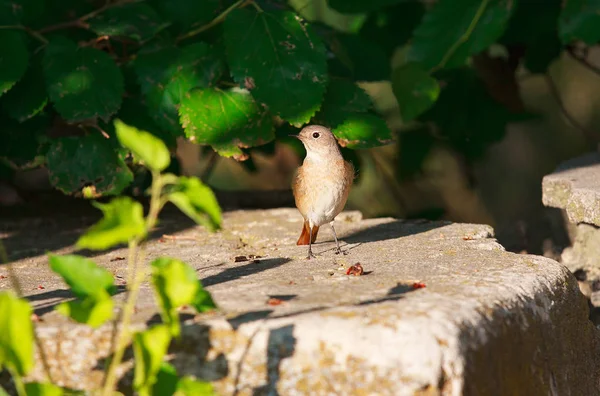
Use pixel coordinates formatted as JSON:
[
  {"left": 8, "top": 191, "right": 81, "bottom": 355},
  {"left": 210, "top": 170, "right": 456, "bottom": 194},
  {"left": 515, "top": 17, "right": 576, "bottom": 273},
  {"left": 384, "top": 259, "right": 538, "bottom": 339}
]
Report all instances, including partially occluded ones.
[{"left": 296, "top": 222, "right": 319, "bottom": 245}]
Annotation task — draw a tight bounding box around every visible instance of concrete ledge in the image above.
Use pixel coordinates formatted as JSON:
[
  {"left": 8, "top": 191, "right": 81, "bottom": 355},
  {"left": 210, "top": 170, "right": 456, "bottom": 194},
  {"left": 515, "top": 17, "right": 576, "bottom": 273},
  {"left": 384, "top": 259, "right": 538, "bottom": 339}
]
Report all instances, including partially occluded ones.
[
  {"left": 2, "top": 209, "right": 599, "bottom": 394},
  {"left": 542, "top": 152, "right": 600, "bottom": 226}
]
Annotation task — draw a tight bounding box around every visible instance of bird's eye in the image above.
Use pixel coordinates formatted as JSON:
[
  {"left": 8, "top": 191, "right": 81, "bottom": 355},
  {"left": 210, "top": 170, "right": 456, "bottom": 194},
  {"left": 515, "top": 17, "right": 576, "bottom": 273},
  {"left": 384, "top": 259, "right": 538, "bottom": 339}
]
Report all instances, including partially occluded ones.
[{"left": 312, "top": 132, "right": 320, "bottom": 138}]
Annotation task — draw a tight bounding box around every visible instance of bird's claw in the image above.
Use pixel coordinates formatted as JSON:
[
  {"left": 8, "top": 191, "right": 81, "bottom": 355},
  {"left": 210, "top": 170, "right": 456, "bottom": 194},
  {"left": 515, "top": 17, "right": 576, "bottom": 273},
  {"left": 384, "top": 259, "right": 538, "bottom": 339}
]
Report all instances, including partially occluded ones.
[
  {"left": 334, "top": 248, "right": 348, "bottom": 255},
  {"left": 306, "top": 251, "right": 317, "bottom": 260}
]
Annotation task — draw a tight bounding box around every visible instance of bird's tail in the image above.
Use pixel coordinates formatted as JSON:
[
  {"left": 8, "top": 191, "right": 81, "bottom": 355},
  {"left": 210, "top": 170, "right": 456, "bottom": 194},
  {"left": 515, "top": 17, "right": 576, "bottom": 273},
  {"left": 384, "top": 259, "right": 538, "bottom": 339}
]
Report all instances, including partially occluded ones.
[{"left": 297, "top": 221, "right": 319, "bottom": 245}]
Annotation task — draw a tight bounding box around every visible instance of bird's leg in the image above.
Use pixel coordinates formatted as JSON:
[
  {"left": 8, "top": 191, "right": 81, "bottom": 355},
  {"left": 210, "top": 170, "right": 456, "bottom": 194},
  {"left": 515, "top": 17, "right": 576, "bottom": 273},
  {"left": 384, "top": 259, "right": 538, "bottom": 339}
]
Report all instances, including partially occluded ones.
[
  {"left": 307, "top": 225, "right": 317, "bottom": 259},
  {"left": 330, "top": 223, "right": 346, "bottom": 255}
]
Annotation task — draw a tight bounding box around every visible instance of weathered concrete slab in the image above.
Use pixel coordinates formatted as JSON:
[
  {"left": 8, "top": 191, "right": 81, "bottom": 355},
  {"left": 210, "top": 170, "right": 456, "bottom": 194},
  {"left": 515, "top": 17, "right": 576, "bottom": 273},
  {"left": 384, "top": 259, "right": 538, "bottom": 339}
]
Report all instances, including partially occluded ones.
[
  {"left": 542, "top": 152, "right": 600, "bottom": 226},
  {"left": 1, "top": 208, "right": 599, "bottom": 395}
]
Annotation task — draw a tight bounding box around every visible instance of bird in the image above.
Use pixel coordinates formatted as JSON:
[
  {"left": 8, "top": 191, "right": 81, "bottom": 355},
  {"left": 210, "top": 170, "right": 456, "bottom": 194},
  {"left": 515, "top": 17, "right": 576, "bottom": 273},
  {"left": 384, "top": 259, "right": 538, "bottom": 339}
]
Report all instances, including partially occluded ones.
[{"left": 292, "top": 125, "right": 355, "bottom": 259}]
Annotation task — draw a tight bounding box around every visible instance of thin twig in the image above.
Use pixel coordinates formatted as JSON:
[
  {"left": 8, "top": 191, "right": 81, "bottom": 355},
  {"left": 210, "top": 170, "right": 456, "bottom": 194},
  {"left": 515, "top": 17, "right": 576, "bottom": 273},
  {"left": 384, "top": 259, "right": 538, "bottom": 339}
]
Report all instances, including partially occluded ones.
[
  {"left": 545, "top": 74, "right": 597, "bottom": 144},
  {"left": 176, "top": 0, "right": 247, "bottom": 42}
]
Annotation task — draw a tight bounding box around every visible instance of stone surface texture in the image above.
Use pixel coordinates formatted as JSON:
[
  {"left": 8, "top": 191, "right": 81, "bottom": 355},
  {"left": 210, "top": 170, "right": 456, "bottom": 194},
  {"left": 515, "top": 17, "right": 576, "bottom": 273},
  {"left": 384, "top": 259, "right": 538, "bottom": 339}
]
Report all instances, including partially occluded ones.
[
  {"left": 1, "top": 208, "right": 599, "bottom": 395},
  {"left": 542, "top": 152, "right": 600, "bottom": 226}
]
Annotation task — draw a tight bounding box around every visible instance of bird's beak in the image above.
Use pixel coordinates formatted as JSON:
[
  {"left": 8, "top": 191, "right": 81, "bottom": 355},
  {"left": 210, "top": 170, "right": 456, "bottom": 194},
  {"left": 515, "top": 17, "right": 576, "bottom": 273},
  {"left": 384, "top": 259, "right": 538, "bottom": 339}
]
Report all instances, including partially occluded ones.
[{"left": 289, "top": 134, "right": 302, "bottom": 140}]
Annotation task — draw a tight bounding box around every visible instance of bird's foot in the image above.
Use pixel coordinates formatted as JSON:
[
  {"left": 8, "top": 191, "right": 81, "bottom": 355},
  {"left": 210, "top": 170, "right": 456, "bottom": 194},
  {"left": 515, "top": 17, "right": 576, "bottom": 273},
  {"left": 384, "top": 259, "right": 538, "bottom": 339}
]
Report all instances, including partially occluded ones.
[
  {"left": 334, "top": 247, "right": 348, "bottom": 255},
  {"left": 306, "top": 251, "right": 317, "bottom": 260}
]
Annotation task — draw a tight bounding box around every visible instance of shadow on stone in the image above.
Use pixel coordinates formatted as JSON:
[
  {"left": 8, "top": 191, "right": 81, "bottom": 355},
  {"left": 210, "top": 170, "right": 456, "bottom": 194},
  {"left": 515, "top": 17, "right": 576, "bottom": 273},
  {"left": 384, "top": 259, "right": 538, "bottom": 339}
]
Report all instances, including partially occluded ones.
[
  {"left": 27, "top": 286, "right": 127, "bottom": 316},
  {"left": 252, "top": 325, "right": 296, "bottom": 396},
  {"left": 201, "top": 258, "right": 292, "bottom": 287},
  {"left": 343, "top": 220, "right": 444, "bottom": 244},
  {"left": 228, "top": 310, "right": 274, "bottom": 330}
]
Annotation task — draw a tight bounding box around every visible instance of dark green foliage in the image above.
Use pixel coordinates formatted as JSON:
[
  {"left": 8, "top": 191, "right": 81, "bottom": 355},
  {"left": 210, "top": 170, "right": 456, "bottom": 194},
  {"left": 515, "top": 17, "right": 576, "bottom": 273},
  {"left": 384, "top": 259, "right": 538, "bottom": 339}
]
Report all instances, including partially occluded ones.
[{"left": 0, "top": 0, "right": 595, "bottom": 196}]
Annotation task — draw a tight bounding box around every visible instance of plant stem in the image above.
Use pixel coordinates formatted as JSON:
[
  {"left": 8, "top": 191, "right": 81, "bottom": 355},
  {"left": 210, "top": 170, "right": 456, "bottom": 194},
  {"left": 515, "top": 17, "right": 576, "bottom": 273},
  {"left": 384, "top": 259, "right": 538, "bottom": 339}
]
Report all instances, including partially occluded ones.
[
  {"left": 10, "top": 369, "right": 26, "bottom": 396},
  {"left": 101, "top": 171, "right": 164, "bottom": 395},
  {"left": 176, "top": 0, "right": 246, "bottom": 42},
  {"left": 0, "top": 241, "right": 54, "bottom": 383},
  {"left": 0, "top": 25, "right": 48, "bottom": 44}
]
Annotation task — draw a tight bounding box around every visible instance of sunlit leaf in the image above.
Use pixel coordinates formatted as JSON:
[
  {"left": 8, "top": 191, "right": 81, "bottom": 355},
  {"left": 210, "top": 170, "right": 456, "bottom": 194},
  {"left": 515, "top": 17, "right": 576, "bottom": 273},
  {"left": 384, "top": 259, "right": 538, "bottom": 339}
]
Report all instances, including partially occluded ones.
[
  {"left": 133, "top": 325, "right": 172, "bottom": 395},
  {"left": 152, "top": 362, "right": 179, "bottom": 396},
  {"left": 175, "top": 377, "right": 214, "bottom": 396},
  {"left": 77, "top": 197, "right": 146, "bottom": 250},
  {"left": 151, "top": 257, "right": 199, "bottom": 337},
  {"left": 167, "top": 176, "right": 221, "bottom": 231},
  {"left": 49, "top": 254, "right": 114, "bottom": 298},
  {"left": 179, "top": 88, "right": 274, "bottom": 160},
  {"left": 0, "top": 292, "right": 33, "bottom": 376},
  {"left": 114, "top": 119, "right": 170, "bottom": 171},
  {"left": 332, "top": 113, "right": 393, "bottom": 149},
  {"left": 23, "top": 382, "right": 65, "bottom": 396},
  {"left": 55, "top": 295, "right": 114, "bottom": 328}
]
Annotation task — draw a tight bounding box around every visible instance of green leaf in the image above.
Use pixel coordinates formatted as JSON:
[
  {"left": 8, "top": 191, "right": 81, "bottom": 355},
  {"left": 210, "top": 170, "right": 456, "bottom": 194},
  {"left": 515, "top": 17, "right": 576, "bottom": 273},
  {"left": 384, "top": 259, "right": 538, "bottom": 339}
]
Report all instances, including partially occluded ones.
[
  {"left": 167, "top": 176, "right": 221, "bottom": 231},
  {"left": 559, "top": 0, "right": 600, "bottom": 45},
  {"left": 332, "top": 113, "right": 393, "bottom": 149},
  {"left": 45, "top": 134, "right": 133, "bottom": 196},
  {"left": 315, "top": 79, "right": 372, "bottom": 128},
  {"left": 224, "top": 8, "right": 328, "bottom": 126},
  {"left": 133, "top": 324, "right": 172, "bottom": 395},
  {"left": 328, "top": 0, "right": 408, "bottom": 13},
  {"left": 55, "top": 296, "right": 114, "bottom": 328},
  {"left": 407, "top": 0, "right": 516, "bottom": 71},
  {"left": 23, "top": 382, "right": 64, "bottom": 396},
  {"left": 114, "top": 119, "right": 170, "bottom": 171},
  {"left": 327, "top": 33, "right": 391, "bottom": 81},
  {"left": 134, "top": 42, "right": 224, "bottom": 137},
  {"left": 392, "top": 63, "right": 440, "bottom": 122},
  {"left": 0, "top": 30, "right": 29, "bottom": 96},
  {"left": 179, "top": 87, "right": 274, "bottom": 159},
  {"left": 191, "top": 285, "right": 217, "bottom": 313},
  {"left": 48, "top": 254, "right": 115, "bottom": 298},
  {"left": 151, "top": 257, "right": 199, "bottom": 337},
  {"left": 0, "top": 292, "right": 33, "bottom": 376},
  {"left": 1, "top": 54, "right": 48, "bottom": 121},
  {"left": 152, "top": 362, "right": 179, "bottom": 396},
  {"left": 175, "top": 377, "right": 214, "bottom": 396},
  {"left": 43, "top": 38, "right": 124, "bottom": 121},
  {"left": 77, "top": 196, "right": 146, "bottom": 250},
  {"left": 88, "top": 2, "right": 165, "bottom": 42},
  {"left": 116, "top": 96, "right": 178, "bottom": 149}
]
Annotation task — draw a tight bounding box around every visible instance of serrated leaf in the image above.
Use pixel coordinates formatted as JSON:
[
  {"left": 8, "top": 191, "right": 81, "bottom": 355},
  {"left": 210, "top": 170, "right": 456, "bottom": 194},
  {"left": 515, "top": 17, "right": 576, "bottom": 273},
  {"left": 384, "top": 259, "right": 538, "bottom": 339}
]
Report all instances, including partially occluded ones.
[
  {"left": 0, "top": 0, "right": 45, "bottom": 25},
  {"left": 151, "top": 257, "right": 199, "bottom": 337},
  {"left": 134, "top": 42, "right": 224, "bottom": 136},
  {"left": 407, "top": 0, "right": 516, "bottom": 71},
  {"left": 559, "top": 0, "right": 600, "bottom": 45},
  {"left": 0, "top": 30, "right": 29, "bottom": 96},
  {"left": 0, "top": 292, "right": 33, "bottom": 376},
  {"left": 133, "top": 324, "right": 172, "bottom": 395},
  {"left": 1, "top": 55, "right": 48, "bottom": 121},
  {"left": 77, "top": 196, "right": 147, "bottom": 250},
  {"left": 224, "top": 8, "right": 328, "bottom": 126},
  {"left": 179, "top": 88, "right": 274, "bottom": 159},
  {"left": 392, "top": 63, "right": 440, "bottom": 122},
  {"left": 175, "top": 377, "right": 214, "bottom": 396},
  {"left": 88, "top": 2, "right": 165, "bottom": 42},
  {"left": 332, "top": 113, "right": 393, "bottom": 149},
  {"left": 167, "top": 176, "right": 221, "bottom": 231},
  {"left": 43, "top": 38, "right": 124, "bottom": 121},
  {"left": 314, "top": 79, "right": 373, "bottom": 129},
  {"left": 328, "top": 0, "right": 408, "bottom": 13},
  {"left": 114, "top": 119, "right": 170, "bottom": 171},
  {"left": 55, "top": 296, "right": 113, "bottom": 328},
  {"left": 23, "top": 382, "right": 64, "bottom": 396},
  {"left": 49, "top": 254, "right": 114, "bottom": 298},
  {"left": 46, "top": 133, "right": 133, "bottom": 196}
]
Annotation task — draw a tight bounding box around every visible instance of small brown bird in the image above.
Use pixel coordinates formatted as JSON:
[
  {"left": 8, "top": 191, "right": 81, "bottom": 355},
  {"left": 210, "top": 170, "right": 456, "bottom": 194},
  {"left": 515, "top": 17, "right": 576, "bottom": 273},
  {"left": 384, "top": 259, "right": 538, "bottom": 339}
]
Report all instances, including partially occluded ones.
[{"left": 292, "top": 125, "right": 355, "bottom": 259}]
